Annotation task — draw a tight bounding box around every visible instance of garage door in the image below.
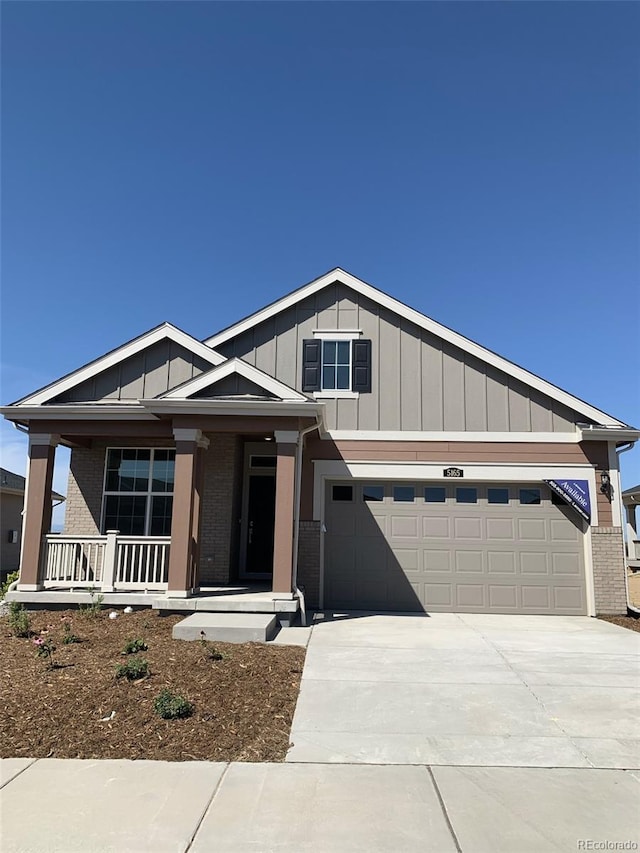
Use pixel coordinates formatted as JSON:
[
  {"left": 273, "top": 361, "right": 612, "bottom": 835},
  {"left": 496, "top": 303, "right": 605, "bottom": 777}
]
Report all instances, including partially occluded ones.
[{"left": 324, "top": 481, "right": 587, "bottom": 615}]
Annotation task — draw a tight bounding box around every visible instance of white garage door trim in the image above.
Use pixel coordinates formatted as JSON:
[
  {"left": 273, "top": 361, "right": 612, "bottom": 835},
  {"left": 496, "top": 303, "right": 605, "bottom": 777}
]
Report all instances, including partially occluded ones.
[{"left": 313, "top": 460, "right": 598, "bottom": 616}]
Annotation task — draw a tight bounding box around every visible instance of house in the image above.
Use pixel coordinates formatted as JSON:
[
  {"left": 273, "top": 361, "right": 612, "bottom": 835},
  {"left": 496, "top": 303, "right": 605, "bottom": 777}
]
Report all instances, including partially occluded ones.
[
  {"left": 2, "top": 268, "right": 637, "bottom": 617},
  {"left": 0, "top": 467, "right": 64, "bottom": 578},
  {"left": 622, "top": 484, "right": 640, "bottom": 570}
]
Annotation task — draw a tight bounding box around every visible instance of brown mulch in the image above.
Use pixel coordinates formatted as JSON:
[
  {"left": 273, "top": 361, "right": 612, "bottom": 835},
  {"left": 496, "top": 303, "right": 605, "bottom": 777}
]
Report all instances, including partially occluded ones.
[
  {"left": 0, "top": 609, "right": 305, "bottom": 762},
  {"left": 597, "top": 614, "right": 640, "bottom": 633}
]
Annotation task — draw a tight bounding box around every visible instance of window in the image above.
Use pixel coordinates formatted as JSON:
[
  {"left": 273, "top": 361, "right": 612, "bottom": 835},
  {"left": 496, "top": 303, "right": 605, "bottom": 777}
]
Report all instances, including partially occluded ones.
[
  {"left": 456, "top": 487, "right": 477, "bottom": 504},
  {"left": 302, "top": 338, "right": 372, "bottom": 393},
  {"left": 332, "top": 485, "right": 353, "bottom": 502},
  {"left": 393, "top": 486, "right": 415, "bottom": 502},
  {"left": 520, "top": 488, "right": 541, "bottom": 505},
  {"left": 102, "top": 448, "right": 175, "bottom": 535},
  {"left": 249, "top": 455, "right": 277, "bottom": 469},
  {"left": 425, "top": 487, "right": 446, "bottom": 503},
  {"left": 488, "top": 488, "right": 510, "bottom": 505},
  {"left": 363, "top": 485, "right": 384, "bottom": 502}
]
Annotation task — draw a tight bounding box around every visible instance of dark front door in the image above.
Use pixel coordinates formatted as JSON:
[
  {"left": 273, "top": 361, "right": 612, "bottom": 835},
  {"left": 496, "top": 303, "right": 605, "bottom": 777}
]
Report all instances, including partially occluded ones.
[{"left": 243, "top": 474, "right": 276, "bottom": 578}]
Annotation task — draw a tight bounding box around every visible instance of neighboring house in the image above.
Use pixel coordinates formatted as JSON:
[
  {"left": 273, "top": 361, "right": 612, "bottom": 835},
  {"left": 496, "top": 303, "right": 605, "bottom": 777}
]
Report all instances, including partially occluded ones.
[
  {"left": 622, "top": 484, "right": 640, "bottom": 570},
  {"left": 1, "top": 268, "right": 638, "bottom": 616},
  {"left": 0, "top": 467, "right": 64, "bottom": 576}
]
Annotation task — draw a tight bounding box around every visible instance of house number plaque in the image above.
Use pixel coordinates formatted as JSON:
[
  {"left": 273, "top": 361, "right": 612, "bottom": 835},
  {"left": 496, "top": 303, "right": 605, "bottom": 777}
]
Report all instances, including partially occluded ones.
[{"left": 443, "top": 467, "right": 464, "bottom": 478}]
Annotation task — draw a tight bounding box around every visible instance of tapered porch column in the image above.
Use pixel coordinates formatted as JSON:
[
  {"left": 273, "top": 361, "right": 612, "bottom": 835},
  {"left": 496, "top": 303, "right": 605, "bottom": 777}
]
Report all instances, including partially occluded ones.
[
  {"left": 19, "top": 432, "right": 59, "bottom": 590},
  {"left": 167, "top": 428, "right": 209, "bottom": 597},
  {"left": 272, "top": 431, "right": 298, "bottom": 595}
]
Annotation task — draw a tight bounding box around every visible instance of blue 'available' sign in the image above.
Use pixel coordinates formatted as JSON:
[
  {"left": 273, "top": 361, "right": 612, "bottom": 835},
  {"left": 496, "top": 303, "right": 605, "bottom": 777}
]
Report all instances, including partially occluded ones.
[{"left": 544, "top": 479, "right": 591, "bottom": 523}]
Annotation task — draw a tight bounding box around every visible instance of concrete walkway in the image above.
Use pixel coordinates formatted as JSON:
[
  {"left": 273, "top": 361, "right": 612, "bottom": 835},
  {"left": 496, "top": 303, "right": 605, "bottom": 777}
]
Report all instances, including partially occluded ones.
[
  {"left": 288, "top": 612, "right": 640, "bottom": 766},
  {"left": 2, "top": 758, "right": 639, "bottom": 852}
]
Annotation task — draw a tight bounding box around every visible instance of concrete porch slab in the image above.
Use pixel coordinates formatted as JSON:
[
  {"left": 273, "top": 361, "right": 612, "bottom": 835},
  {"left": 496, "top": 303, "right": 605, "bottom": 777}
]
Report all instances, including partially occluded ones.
[{"left": 172, "top": 612, "right": 278, "bottom": 643}]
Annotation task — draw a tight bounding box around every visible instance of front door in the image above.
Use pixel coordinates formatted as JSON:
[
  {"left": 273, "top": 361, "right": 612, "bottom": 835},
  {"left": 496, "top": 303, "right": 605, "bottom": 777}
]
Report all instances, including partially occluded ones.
[{"left": 242, "top": 473, "right": 276, "bottom": 579}]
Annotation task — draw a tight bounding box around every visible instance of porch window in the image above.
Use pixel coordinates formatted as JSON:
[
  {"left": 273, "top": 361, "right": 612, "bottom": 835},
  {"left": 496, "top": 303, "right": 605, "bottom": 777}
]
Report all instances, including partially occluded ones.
[{"left": 102, "top": 448, "right": 175, "bottom": 535}]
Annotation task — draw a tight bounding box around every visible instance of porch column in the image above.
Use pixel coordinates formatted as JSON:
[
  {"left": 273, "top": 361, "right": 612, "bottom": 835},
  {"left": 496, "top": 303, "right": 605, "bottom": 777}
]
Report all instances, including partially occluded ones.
[
  {"left": 19, "top": 432, "right": 59, "bottom": 591},
  {"left": 167, "top": 428, "right": 209, "bottom": 597},
  {"left": 272, "top": 430, "right": 298, "bottom": 594}
]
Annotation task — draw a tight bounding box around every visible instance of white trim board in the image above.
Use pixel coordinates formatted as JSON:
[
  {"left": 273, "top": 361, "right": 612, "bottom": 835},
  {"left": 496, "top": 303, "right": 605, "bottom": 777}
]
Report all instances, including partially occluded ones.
[
  {"left": 326, "top": 430, "right": 581, "bottom": 443},
  {"left": 205, "top": 268, "right": 625, "bottom": 428},
  {"left": 12, "top": 324, "right": 226, "bottom": 407},
  {"left": 159, "top": 358, "right": 308, "bottom": 402}
]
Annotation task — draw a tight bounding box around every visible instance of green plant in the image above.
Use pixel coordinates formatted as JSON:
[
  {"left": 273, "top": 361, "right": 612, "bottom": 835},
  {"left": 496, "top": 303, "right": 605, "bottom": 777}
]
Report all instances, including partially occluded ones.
[
  {"left": 61, "top": 618, "right": 81, "bottom": 645},
  {"left": 8, "top": 602, "right": 30, "bottom": 638},
  {"left": 78, "top": 587, "right": 104, "bottom": 619},
  {"left": 33, "top": 636, "right": 56, "bottom": 668},
  {"left": 115, "top": 657, "right": 149, "bottom": 681},
  {"left": 0, "top": 571, "right": 19, "bottom": 601},
  {"left": 122, "top": 638, "right": 148, "bottom": 655},
  {"left": 199, "top": 631, "right": 224, "bottom": 661},
  {"left": 153, "top": 689, "right": 194, "bottom": 720}
]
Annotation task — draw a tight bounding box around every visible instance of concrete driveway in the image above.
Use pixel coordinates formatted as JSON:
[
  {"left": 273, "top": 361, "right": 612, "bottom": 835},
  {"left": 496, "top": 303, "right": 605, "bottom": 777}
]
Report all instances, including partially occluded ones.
[{"left": 287, "top": 612, "right": 640, "bottom": 767}]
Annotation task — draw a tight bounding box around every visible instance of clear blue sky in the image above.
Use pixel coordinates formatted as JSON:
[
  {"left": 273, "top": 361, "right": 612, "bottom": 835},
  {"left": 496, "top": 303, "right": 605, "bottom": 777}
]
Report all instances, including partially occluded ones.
[{"left": 1, "top": 1, "right": 639, "bottom": 521}]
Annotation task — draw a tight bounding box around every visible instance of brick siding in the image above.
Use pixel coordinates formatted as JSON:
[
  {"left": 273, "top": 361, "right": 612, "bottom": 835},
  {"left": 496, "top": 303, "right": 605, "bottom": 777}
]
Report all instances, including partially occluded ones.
[
  {"left": 297, "top": 520, "right": 321, "bottom": 608},
  {"left": 591, "top": 526, "right": 627, "bottom": 614},
  {"left": 199, "top": 434, "right": 242, "bottom": 585}
]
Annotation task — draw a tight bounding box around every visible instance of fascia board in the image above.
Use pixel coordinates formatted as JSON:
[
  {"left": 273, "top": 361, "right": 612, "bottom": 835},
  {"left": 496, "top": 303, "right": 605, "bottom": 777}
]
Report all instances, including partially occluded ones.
[
  {"left": 204, "top": 268, "right": 625, "bottom": 428},
  {"left": 1, "top": 405, "right": 156, "bottom": 421},
  {"left": 160, "top": 358, "right": 307, "bottom": 402},
  {"left": 13, "top": 324, "right": 225, "bottom": 407}
]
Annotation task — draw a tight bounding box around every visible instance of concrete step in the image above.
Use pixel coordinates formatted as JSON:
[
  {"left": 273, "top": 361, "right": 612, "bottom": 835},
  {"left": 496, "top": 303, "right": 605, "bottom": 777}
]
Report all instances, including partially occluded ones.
[{"left": 172, "top": 612, "right": 278, "bottom": 644}]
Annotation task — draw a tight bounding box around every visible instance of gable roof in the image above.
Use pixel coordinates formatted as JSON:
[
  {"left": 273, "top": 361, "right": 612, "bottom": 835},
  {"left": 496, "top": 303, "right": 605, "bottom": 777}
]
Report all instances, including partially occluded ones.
[
  {"left": 0, "top": 468, "right": 65, "bottom": 501},
  {"left": 158, "top": 358, "right": 309, "bottom": 403},
  {"left": 12, "top": 323, "right": 226, "bottom": 407},
  {"left": 204, "top": 267, "right": 628, "bottom": 428}
]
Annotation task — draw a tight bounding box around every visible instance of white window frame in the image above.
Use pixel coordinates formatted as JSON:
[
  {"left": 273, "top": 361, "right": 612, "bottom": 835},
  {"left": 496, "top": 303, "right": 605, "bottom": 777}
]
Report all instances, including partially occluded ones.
[
  {"left": 100, "top": 447, "right": 175, "bottom": 536},
  {"left": 311, "top": 330, "right": 362, "bottom": 399}
]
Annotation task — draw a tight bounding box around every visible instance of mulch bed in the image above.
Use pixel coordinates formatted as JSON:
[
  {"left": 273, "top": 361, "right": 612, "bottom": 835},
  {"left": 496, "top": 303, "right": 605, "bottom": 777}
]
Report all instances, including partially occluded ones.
[
  {"left": 0, "top": 608, "right": 305, "bottom": 762},
  {"left": 597, "top": 614, "right": 640, "bottom": 633}
]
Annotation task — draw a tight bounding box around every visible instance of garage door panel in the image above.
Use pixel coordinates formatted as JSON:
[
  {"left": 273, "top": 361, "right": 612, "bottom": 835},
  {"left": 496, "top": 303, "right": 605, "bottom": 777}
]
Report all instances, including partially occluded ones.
[
  {"left": 325, "top": 480, "right": 586, "bottom": 615},
  {"left": 455, "top": 551, "right": 484, "bottom": 573},
  {"left": 520, "top": 552, "right": 549, "bottom": 575},
  {"left": 456, "top": 584, "right": 486, "bottom": 608},
  {"left": 518, "top": 519, "right": 547, "bottom": 540},
  {"left": 424, "top": 550, "right": 452, "bottom": 572},
  {"left": 488, "top": 585, "right": 518, "bottom": 609},
  {"left": 423, "top": 516, "right": 450, "bottom": 538},
  {"left": 487, "top": 551, "right": 517, "bottom": 574},
  {"left": 454, "top": 517, "right": 483, "bottom": 539}
]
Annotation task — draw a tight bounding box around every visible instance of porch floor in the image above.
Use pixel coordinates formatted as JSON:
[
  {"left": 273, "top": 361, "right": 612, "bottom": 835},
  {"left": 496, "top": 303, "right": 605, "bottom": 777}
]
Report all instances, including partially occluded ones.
[{"left": 6, "top": 585, "right": 299, "bottom": 619}]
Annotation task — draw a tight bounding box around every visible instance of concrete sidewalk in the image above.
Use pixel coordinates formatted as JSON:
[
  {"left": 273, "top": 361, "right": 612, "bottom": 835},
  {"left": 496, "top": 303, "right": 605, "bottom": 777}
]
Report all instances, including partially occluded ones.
[{"left": 2, "top": 758, "right": 639, "bottom": 852}]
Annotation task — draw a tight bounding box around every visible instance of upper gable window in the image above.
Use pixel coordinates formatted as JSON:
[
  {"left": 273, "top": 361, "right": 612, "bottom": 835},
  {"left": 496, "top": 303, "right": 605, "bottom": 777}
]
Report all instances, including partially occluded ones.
[{"left": 302, "top": 335, "right": 372, "bottom": 395}]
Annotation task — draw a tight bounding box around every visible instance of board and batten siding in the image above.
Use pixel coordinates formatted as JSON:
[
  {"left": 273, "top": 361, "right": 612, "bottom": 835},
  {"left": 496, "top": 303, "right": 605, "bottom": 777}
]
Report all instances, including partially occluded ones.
[
  {"left": 52, "top": 341, "right": 214, "bottom": 403},
  {"left": 216, "top": 283, "right": 582, "bottom": 433}
]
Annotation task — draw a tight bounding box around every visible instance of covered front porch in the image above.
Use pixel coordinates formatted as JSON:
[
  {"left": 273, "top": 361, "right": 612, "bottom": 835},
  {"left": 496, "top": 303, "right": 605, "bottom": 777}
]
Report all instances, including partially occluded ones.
[{"left": 10, "top": 409, "right": 320, "bottom": 619}]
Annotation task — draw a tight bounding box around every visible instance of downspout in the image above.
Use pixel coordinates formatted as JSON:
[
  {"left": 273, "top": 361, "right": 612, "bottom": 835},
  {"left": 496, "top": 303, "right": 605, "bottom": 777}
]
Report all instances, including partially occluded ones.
[
  {"left": 292, "top": 417, "right": 322, "bottom": 627},
  {"left": 616, "top": 441, "right": 639, "bottom": 616}
]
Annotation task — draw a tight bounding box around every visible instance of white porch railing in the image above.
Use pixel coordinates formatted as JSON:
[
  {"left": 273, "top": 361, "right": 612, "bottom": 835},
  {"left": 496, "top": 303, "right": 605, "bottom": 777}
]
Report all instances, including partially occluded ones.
[{"left": 41, "top": 532, "right": 170, "bottom": 591}]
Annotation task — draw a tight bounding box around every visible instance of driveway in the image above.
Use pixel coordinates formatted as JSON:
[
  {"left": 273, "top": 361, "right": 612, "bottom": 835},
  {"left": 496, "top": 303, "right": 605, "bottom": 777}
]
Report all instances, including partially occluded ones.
[{"left": 287, "top": 612, "right": 640, "bottom": 767}]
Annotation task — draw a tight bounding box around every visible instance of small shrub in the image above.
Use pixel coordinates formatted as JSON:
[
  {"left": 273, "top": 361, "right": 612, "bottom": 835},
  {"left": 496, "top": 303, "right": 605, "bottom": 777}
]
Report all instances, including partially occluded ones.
[
  {"left": 199, "top": 632, "right": 224, "bottom": 661},
  {"left": 78, "top": 587, "right": 104, "bottom": 619},
  {"left": 122, "top": 638, "right": 148, "bottom": 655},
  {"left": 115, "top": 657, "right": 149, "bottom": 681},
  {"left": 8, "top": 602, "right": 30, "bottom": 638},
  {"left": 61, "top": 619, "right": 81, "bottom": 644},
  {"left": 33, "top": 636, "right": 56, "bottom": 668},
  {"left": 0, "top": 571, "right": 19, "bottom": 601},
  {"left": 154, "top": 689, "right": 194, "bottom": 720}
]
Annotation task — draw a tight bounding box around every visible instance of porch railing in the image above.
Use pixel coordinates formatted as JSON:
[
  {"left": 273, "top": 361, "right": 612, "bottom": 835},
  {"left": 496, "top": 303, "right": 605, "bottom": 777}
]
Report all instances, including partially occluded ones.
[{"left": 41, "top": 532, "right": 170, "bottom": 591}]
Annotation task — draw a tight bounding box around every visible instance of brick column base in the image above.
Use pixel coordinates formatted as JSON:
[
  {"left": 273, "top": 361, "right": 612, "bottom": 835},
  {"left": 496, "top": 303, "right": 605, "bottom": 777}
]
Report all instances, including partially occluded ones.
[
  {"left": 591, "top": 526, "right": 627, "bottom": 614},
  {"left": 297, "top": 521, "right": 321, "bottom": 608}
]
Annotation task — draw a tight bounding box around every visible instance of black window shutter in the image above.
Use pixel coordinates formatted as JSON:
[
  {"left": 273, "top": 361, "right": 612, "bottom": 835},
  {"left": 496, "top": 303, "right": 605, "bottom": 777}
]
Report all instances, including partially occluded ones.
[
  {"left": 302, "top": 339, "right": 321, "bottom": 391},
  {"left": 352, "top": 339, "right": 372, "bottom": 393}
]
